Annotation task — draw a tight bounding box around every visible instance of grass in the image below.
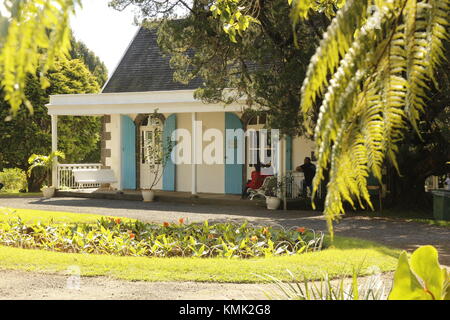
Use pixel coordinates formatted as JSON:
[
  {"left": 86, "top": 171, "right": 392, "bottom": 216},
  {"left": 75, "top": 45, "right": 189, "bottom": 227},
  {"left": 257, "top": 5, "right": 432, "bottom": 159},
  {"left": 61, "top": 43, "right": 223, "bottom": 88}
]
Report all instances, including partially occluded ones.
[
  {"left": 0, "top": 207, "right": 401, "bottom": 283},
  {"left": 0, "top": 207, "right": 133, "bottom": 225},
  {"left": 347, "top": 208, "right": 450, "bottom": 228},
  {"left": 0, "top": 192, "right": 42, "bottom": 198},
  {"left": 406, "top": 218, "right": 450, "bottom": 228}
]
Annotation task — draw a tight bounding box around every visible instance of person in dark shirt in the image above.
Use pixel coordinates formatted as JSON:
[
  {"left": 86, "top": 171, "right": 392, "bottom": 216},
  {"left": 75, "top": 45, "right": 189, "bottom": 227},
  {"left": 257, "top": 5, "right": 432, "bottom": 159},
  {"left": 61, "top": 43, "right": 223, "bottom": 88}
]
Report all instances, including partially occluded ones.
[
  {"left": 0, "top": 182, "right": 3, "bottom": 191},
  {"left": 296, "top": 157, "right": 316, "bottom": 197}
]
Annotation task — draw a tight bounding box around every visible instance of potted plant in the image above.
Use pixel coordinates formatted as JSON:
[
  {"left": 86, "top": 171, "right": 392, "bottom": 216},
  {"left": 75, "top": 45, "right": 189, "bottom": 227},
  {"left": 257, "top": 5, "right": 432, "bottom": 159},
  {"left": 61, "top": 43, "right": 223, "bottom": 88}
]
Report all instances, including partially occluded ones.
[
  {"left": 264, "top": 176, "right": 284, "bottom": 210},
  {"left": 141, "top": 121, "right": 173, "bottom": 202},
  {"left": 27, "top": 151, "right": 65, "bottom": 199}
]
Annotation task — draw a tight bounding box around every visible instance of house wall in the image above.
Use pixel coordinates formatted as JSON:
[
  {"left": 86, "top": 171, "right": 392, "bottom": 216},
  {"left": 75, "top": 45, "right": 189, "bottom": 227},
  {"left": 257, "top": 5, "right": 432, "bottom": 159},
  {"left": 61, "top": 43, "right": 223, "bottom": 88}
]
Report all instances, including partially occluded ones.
[
  {"left": 292, "top": 136, "right": 316, "bottom": 170},
  {"left": 103, "top": 110, "right": 315, "bottom": 193},
  {"left": 105, "top": 114, "right": 122, "bottom": 189},
  {"left": 175, "top": 112, "right": 225, "bottom": 194}
]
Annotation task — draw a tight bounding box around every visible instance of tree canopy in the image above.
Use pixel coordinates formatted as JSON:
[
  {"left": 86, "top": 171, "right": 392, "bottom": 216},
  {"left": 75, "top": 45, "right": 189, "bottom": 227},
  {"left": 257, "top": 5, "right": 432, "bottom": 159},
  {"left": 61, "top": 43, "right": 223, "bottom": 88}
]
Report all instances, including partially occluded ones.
[
  {"left": 69, "top": 37, "right": 109, "bottom": 87},
  {"left": 0, "top": 57, "right": 102, "bottom": 191}
]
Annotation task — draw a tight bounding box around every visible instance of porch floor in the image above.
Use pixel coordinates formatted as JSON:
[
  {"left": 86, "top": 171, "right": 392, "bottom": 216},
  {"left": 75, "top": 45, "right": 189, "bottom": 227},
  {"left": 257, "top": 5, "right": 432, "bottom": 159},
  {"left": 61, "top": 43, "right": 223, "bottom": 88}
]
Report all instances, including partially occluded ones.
[
  {"left": 55, "top": 189, "right": 312, "bottom": 209},
  {"left": 56, "top": 189, "right": 266, "bottom": 207}
]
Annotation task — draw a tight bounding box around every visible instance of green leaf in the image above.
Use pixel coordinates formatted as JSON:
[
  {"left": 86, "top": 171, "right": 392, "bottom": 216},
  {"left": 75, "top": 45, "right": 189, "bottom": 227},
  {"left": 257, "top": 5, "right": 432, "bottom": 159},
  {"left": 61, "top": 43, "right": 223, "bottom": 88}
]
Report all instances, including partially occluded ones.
[
  {"left": 388, "top": 251, "right": 430, "bottom": 300},
  {"left": 410, "top": 245, "right": 445, "bottom": 300}
]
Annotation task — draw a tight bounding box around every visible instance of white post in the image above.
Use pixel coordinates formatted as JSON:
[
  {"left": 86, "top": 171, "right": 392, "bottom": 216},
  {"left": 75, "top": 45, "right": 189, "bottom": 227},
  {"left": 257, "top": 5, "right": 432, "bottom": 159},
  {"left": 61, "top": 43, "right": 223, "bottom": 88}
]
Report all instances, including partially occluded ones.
[
  {"left": 276, "top": 131, "right": 283, "bottom": 199},
  {"left": 282, "top": 136, "right": 287, "bottom": 211},
  {"left": 117, "top": 115, "right": 123, "bottom": 191},
  {"left": 51, "top": 115, "right": 58, "bottom": 188},
  {"left": 191, "top": 112, "right": 197, "bottom": 195}
]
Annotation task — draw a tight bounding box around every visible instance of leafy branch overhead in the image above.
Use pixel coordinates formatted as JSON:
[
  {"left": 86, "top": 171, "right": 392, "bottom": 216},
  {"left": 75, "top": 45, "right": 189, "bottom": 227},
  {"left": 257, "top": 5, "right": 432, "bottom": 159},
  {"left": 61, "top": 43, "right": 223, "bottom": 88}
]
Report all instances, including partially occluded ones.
[
  {"left": 0, "top": 0, "right": 80, "bottom": 116},
  {"left": 298, "top": 0, "right": 449, "bottom": 235}
]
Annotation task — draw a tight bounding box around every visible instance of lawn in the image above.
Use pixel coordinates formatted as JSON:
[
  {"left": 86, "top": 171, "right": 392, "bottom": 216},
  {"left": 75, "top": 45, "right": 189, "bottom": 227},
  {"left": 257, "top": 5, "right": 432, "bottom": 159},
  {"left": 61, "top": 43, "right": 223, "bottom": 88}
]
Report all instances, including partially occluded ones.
[
  {"left": 347, "top": 208, "right": 450, "bottom": 228},
  {"left": 0, "top": 207, "right": 132, "bottom": 225},
  {"left": 0, "top": 192, "right": 42, "bottom": 198},
  {"left": 0, "top": 207, "right": 401, "bottom": 283}
]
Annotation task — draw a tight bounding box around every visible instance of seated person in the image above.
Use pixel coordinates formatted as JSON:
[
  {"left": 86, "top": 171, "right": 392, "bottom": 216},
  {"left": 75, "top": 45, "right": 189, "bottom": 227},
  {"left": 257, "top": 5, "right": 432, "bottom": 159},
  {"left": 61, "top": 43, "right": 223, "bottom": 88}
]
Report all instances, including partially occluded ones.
[
  {"left": 242, "top": 163, "right": 266, "bottom": 198},
  {"left": 296, "top": 157, "right": 316, "bottom": 197}
]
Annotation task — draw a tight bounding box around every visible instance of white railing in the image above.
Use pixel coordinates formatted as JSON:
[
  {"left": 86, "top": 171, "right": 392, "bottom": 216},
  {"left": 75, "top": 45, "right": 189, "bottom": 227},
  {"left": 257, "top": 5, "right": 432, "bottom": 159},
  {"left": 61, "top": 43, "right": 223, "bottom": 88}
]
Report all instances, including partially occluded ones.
[
  {"left": 57, "top": 164, "right": 102, "bottom": 189},
  {"left": 284, "top": 171, "right": 322, "bottom": 200}
]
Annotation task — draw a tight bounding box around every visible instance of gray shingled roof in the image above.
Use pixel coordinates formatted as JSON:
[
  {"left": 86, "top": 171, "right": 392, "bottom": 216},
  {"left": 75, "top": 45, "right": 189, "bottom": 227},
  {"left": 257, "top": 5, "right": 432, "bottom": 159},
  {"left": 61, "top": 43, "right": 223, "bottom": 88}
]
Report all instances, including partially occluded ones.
[{"left": 102, "top": 27, "right": 203, "bottom": 93}]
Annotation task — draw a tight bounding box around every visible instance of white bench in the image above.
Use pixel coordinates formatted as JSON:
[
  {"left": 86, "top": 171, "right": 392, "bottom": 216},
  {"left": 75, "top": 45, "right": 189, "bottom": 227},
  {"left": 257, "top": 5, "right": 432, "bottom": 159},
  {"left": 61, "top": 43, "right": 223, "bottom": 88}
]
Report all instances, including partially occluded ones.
[{"left": 72, "top": 169, "right": 117, "bottom": 189}]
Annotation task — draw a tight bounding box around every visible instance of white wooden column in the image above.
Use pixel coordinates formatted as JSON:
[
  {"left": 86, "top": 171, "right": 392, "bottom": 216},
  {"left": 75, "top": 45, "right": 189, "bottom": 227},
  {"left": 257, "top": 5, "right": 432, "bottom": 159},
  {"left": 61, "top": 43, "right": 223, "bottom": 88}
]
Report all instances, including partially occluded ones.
[
  {"left": 51, "top": 115, "right": 58, "bottom": 188},
  {"left": 191, "top": 112, "right": 197, "bottom": 195},
  {"left": 281, "top": 136, "right": 288, "bottom": 210},
  {"left": 275, "top": 131, "right": 284, "bottom": 205}
]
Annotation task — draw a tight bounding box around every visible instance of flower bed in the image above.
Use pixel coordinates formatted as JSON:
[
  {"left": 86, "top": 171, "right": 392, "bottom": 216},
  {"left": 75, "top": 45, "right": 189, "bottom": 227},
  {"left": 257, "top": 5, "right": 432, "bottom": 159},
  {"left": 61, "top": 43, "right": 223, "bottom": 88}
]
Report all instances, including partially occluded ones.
[{"left": 0, "top": 217, "right": 325, "bottom": 258}]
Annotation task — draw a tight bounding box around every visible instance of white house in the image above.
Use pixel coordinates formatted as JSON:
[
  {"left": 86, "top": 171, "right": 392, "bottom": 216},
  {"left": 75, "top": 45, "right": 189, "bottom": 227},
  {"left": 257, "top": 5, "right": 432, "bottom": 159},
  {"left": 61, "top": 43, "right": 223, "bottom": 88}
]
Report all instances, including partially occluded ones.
[{"left": 46, "top": 27, "right": 315, "bottom": 196}]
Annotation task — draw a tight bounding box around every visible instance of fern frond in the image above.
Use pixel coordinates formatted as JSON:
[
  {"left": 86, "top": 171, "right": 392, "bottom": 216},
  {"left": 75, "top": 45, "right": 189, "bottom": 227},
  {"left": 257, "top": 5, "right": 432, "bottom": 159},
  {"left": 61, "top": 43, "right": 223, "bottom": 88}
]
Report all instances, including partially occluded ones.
[
  {"left": 300, "top": 0, "right": 371, "bottom": 130},
  {"left": 300, "top": 0, "right": 450, "bottom": 237}
]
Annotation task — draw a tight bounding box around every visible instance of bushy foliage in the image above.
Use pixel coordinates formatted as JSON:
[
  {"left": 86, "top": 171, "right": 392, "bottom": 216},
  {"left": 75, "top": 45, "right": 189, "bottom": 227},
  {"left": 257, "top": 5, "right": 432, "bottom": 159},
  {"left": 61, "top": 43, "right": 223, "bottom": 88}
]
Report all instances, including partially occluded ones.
[
  {"left": 0, "top": 168, "right": 27, "bottom": 192},
  {"left": 0, "top": 57, "right": 102, "bottom": 190},
  {"left": 0, "top": 217, "right": 324, "bottom": 258}
]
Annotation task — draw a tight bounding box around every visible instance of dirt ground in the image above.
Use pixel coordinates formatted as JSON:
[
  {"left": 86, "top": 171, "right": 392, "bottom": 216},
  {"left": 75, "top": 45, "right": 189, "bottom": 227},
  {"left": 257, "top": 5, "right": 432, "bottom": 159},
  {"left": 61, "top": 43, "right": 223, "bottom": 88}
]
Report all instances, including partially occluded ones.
[{"left": 0, "top": 269, "right": 394, "bottom": 300}]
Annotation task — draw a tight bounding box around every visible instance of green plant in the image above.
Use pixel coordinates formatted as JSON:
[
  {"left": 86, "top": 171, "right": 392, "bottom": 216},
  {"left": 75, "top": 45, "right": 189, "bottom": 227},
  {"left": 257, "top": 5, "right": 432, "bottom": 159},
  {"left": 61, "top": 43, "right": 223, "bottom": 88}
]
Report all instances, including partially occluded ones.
[
  {"left": 27, "top": 151, "right": 65, "bottom": 188},
  {"left": 264, "top": 176, "right": 284, "bottom": 198},
  {"left": 141, "top": 113, "right": 173, "bottom": 191},
  {"left": 388, "top": 245, "right": 450, "bottom": 300},
  {"left": 0, "top": 168, "right": 27, "bottom": 192},
  {"left": 0, "top": 217, "right": 325, "bottom": 259},
  {"left": 264, "top": 245, "right": 449, "bottom": 300},
  {"left": 263, "top": 268, "right": 387, "bottom": 300}
]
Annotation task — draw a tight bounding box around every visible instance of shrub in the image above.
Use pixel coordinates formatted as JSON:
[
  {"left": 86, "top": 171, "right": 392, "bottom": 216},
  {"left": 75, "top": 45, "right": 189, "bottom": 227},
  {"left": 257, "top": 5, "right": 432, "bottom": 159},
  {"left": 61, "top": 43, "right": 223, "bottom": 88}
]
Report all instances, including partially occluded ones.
[
  {"left": 0, "top": 217, "right": 325, "bottom": 259},
  {"left": 0, "top": 168, "right": 27, "bottom": 192}
]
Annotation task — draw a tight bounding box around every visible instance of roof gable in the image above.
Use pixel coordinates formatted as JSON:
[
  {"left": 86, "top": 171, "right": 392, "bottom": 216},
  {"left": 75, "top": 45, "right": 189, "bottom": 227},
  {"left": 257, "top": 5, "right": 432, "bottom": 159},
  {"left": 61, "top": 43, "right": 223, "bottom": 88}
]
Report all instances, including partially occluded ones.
[{"left": 102, "top": 27, "right": 203, "bottom": 93}]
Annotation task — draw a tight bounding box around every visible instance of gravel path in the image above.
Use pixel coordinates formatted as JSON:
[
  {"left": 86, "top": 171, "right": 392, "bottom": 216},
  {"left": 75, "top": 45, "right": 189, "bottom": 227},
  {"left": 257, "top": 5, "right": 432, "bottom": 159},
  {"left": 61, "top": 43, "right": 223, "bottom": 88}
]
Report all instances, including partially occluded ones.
[
  {"left": 0, "top": 270, "right": 270, "bottom": 300},
  {"left": 0, "top": 269, "right": 394, "bottom": 300}
]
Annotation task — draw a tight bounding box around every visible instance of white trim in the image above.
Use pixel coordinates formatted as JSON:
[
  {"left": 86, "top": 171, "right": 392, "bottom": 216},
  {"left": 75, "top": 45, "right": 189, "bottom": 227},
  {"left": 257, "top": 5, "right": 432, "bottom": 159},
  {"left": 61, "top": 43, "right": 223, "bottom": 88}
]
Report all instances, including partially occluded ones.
[
  {"left": 51, "top": 115, "right": 58, "bottom": 188},
  {"left": 117, "top": 115, "right": 123, "bottom": 191},
  {"left": 101, "top": 27, "right": 141, "bottom": 93},
  {"left": 191, "top": 112, "right": 197, "bottom": 195},
  {"left": 46, "top": 90, "right": 256, "bottom": 116}
]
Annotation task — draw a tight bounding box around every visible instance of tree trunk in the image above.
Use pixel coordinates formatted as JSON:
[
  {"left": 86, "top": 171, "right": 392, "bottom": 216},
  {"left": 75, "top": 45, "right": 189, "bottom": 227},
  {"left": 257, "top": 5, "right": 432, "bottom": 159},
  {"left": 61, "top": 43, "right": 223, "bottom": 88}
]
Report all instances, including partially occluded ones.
[{"left": 26, "top": 170, "right": 46, "bottom": 192}]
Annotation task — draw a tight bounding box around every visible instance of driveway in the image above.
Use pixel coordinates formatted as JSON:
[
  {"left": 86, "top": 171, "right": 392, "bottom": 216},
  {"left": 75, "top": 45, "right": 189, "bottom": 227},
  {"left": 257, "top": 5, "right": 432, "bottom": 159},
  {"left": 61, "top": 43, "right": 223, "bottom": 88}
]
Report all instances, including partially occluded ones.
[{"left": 1, "top": 196, "right": 449, "bottom": 266}]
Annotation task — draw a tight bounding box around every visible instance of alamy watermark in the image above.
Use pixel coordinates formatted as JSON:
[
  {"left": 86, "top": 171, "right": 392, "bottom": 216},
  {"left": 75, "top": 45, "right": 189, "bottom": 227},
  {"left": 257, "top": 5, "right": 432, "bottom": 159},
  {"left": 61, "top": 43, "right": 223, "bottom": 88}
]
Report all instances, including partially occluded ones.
[{"left": 164, "top": 121, "right": 281, "bottom": 171}]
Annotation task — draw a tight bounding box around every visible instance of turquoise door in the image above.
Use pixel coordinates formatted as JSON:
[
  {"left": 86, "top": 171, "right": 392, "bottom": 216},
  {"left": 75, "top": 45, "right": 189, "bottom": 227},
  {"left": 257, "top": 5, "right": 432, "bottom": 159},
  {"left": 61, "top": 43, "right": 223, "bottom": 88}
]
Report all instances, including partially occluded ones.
[
  {"left": 121, "top": 115, "right": 136, "bottom": 190},
  {"left": 225, "top": 113, "right": 244, "bottom": 194},
  {"left": 162, "top": 114, "right": 176, "bottom": 191}
]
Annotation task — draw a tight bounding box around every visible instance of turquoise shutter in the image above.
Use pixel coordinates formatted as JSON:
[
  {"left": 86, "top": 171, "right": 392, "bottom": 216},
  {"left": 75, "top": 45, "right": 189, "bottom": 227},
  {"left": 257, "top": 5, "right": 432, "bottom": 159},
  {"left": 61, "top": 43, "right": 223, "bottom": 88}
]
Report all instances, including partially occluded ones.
[
  {"left": 225, "top": 113, "right": 244, "bottom": 194},
  {"left": 121, "top": 115, "right": 136, "bottom": 190},
  {"left": 163, "top": 114, "right": 176, "bottom": 191},
  {"left": 285, "top": 136, "right": 293, "bottom": 171}
]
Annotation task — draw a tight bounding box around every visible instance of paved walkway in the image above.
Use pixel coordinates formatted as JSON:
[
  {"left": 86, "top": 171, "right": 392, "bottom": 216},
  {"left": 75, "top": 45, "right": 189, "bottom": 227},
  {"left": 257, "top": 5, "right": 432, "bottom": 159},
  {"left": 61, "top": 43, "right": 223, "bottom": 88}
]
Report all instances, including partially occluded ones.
[{"left": 1, "top": 196, "right": 449, "bottom": 266}]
